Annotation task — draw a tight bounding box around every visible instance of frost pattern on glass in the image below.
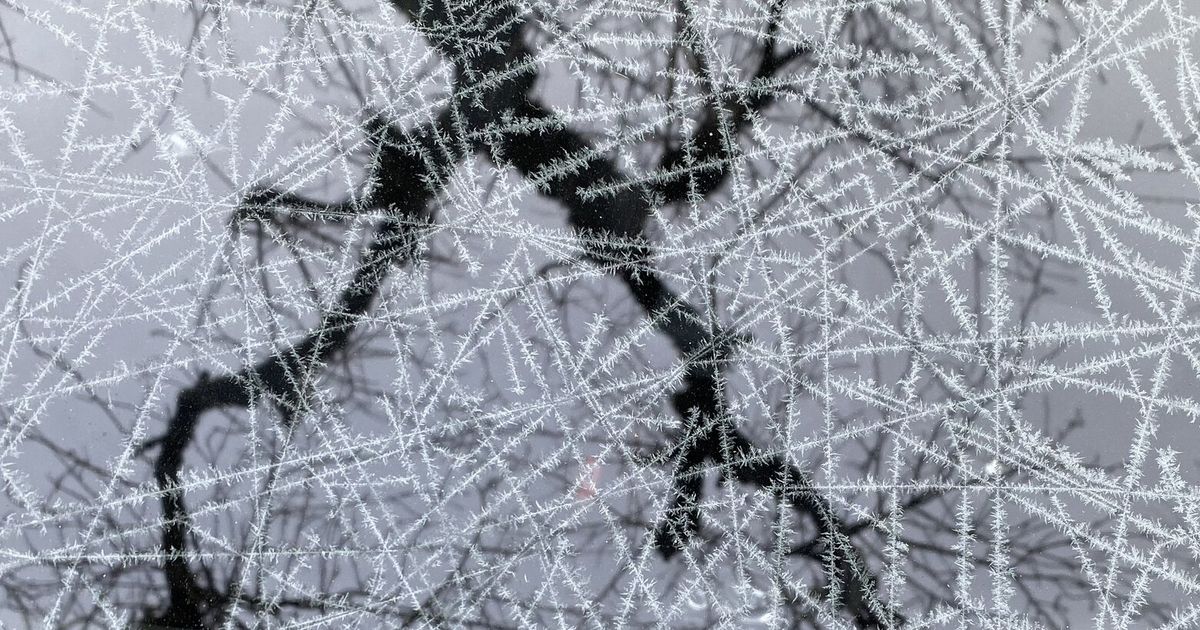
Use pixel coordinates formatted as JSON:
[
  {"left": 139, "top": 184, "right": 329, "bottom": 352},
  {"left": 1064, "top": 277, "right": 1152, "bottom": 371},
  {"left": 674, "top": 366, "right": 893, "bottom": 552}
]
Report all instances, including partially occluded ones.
[{"left": 2, "top": 0, "right": 1199, "bottom": 628}]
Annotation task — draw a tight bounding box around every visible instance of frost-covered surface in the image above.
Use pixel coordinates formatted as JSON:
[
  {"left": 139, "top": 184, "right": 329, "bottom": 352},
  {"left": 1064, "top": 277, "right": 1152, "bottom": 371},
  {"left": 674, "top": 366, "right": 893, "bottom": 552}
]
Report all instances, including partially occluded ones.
[{"left": 2, "top": 0, "right": 1200, "bottom": 628}]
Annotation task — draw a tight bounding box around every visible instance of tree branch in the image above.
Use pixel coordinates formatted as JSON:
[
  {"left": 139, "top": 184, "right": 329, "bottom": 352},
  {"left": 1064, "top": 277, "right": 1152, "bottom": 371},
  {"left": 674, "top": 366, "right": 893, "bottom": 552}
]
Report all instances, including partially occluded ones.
[
  {"left": 390, "top": 1, "right": 899, "bottom": 625},
  {"left": 144, "top": 116, "right": 453, "bottom": 627}
]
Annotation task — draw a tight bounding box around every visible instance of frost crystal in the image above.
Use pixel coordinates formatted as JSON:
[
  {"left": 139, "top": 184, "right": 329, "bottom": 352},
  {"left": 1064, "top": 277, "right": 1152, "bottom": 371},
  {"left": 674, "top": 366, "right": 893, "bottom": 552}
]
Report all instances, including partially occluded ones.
[{"left": 2, "top": 0, "right": 1199, "bottom": 628}]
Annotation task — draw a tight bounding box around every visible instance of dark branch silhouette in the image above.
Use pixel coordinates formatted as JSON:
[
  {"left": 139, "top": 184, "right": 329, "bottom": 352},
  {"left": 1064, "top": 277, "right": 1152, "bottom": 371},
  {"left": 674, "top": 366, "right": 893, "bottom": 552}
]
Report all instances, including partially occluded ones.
[{"left": 144, "top": 114, "right": 457, "bottom": 627}]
